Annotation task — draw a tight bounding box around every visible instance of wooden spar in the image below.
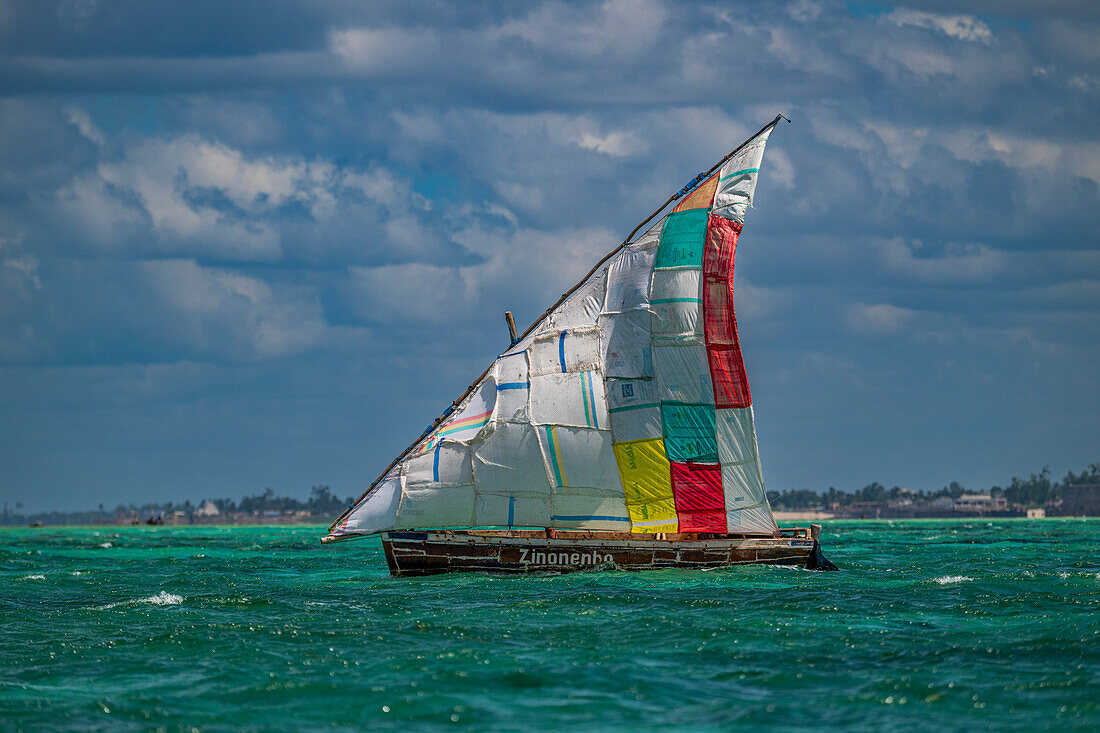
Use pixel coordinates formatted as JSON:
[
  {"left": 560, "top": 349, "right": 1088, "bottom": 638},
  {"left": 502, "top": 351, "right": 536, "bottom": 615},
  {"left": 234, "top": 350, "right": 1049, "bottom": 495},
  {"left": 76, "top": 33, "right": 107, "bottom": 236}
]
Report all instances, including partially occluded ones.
[
  {"left": 504, "top": 311, "right": 518, "bottom": 344},
  {"left": 328, "top": 115, "right": 785, "bottom": 534}
]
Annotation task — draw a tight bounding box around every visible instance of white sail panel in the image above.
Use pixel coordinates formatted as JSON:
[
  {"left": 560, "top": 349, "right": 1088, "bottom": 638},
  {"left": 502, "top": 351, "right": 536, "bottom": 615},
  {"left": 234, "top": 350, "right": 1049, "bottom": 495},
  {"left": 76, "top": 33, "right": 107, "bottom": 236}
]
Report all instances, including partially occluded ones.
[
  {"left": 712, "top": 132, "right": 771, "bottom": 223},
  {"left": 493, "top": 352, "right": 530, "bottom": 421},
  {"left": 604, "top": 227, "right": 660, "bottom": 314},
  {"left": 726, "top": 505, "right": 778, "bottom": 535},
  {"left": 396, "top": 484, "right": 476, "bottom": 529},
  {"left": 716, "top": 406, "right": 777, "bottom": 534},
  {"left": 551, "top": 485, "right": 630, "bottom": 530},
  {"left": 404, "top": 441, "right": 473, "bottom": 486},
  {"left": 599, "top": 311, "right": 653, "bottom": 378},
  {"left": 528, "top": 371, "right": 608, "bottom": 429},
  {"left": 606, "top": 378, "right": 661, "bottom": 442},
  {"left": 538, "top": 425, "right": 622, "bottom": 490},
  {"left": 426, "top": 378, "right": 495, "bottom": 447},
  {"left": 653, "top": 343, "right": 714, "bottom": 404},
  {"left": 529, "top": 328, "right": 601, "bottom": 376},
  {"left": 548, "top": 268, "right": 607, "bottom": 331},
  {"left": 472, "top": 420, "right": 552, "bottom": 498},
  {"left": 475, "top": 493, "right": 551, "bottom": 527},
  {"left": 334, "top": 471, "right": 401, "bottom": 536},
  {"left": 650, "top": 269, "right": 702, "bottom": 340}
]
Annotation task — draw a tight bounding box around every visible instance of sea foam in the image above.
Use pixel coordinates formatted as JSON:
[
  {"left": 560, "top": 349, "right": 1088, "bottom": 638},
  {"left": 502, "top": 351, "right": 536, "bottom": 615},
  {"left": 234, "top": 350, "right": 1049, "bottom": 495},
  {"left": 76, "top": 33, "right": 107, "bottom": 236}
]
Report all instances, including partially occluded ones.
[
  {"left": 143, "top": 591, "right": 183, "bottom": 605},
  {"left": 102, "top": 591, "right": 183, "bottom": 610},
  {"left": 933, "top": 575, "right": 973, "bottom": 584}
]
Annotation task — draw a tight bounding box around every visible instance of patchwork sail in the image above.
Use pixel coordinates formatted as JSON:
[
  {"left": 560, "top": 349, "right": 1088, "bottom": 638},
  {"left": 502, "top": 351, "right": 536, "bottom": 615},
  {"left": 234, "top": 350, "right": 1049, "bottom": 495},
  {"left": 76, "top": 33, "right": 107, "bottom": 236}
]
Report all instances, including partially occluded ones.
[{"left": 326, "top": 118, "right": 785, "bottom": 547}]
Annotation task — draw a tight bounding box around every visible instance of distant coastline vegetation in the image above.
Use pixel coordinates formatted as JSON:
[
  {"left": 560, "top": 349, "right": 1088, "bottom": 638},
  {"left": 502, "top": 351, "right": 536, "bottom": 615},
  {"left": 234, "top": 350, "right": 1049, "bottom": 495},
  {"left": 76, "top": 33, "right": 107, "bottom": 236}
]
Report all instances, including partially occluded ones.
[
  {"left": 1, "top": 485, "right": 354, "bottom": 527},
  {"left": 2, "top": 464, "right": 1098, "bottom": 527},
  {"left": 769, "top": 463, "right": 1100, "bottom": 518}
]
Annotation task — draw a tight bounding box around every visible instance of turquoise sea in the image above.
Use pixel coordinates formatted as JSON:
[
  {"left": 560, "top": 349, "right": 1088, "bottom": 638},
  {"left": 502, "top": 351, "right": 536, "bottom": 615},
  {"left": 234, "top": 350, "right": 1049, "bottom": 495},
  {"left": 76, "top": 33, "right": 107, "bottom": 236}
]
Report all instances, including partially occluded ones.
[{"left": 1, "top": 520, "right": 1098, "bottom": 731}]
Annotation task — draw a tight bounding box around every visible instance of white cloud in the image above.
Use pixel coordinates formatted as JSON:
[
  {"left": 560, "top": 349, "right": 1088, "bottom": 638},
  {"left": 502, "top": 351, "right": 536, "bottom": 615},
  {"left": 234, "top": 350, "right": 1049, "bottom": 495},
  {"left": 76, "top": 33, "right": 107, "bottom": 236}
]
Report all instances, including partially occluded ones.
[
  {"left": 141, "top": 259, "right": 327, "bottom": 360},
  {"left": 0, "top": 233, "right": 43, "bottom": 360},
  {"left": 50, "top": 131, "right": 455, "bottom": 265},
  {"left": 329, "top": 27, "right": 433, "bottom": 71},
  {"left": 65, "top": 106, "right": 105, "bottom": 147},
  {"left": 346, "top": 222, "right": 618, "bottom": 330},
  {"left": 866, "top": 36, "right": 956, "bottom": 79},
  {"left": 347, "top": 262, "right": 475, "bottom": 326},
  {"left": 887, "top": 9, "right": 994, "bottom": 44},
  {"left": 2, "top": 252, "right": 41, "bottom": 291},
  {"left": 495, "top": 0, "right": 668, "bottom": 63},
  {"left": 845, "top": 303, "right": 919, "bottom": 337},
  {"left": 786, "top": 0, "right": 823, "bottom": 24},
  {"left": 574, "top": 130, "right": 644, "bottom": 157},
  {"left": 881, "top": 239, "right": 1008, "bottom": 283},
  {"left": 55, "top": 174, "right": 150, "bottom": 246}
]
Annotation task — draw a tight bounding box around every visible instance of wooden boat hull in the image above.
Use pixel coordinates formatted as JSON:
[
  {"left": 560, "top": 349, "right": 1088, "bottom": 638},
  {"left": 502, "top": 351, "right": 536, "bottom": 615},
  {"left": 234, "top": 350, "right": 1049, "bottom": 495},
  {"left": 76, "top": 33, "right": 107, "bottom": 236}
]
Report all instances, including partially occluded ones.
[{"left": 380, "top": 527, "right": 835, "bottom": 576}]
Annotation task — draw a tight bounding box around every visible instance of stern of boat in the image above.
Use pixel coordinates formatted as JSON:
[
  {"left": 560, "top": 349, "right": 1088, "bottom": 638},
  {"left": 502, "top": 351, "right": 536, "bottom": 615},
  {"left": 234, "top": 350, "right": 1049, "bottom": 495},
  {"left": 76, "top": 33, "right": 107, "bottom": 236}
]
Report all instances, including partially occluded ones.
[{"left": 780, "top": 523, "right": 838, "bottom": 571}]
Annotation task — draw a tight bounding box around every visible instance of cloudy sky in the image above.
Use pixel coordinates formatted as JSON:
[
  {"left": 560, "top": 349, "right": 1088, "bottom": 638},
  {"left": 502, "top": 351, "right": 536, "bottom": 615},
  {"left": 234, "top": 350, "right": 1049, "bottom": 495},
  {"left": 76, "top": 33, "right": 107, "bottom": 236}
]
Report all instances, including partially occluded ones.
[{"left": 1, "top": 0, "right": 1097, "bottom": 511}]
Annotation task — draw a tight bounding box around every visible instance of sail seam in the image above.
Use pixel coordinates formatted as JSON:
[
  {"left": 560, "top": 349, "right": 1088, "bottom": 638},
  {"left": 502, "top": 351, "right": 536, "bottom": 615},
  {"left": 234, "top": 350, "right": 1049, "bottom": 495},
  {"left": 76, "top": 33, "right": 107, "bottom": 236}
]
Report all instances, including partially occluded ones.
[
  {"left": 609, "top": 402, "right": 659, "bottom": 414},
  {"left": 552, "top": 514, "right": 629, "bottom": 522}
]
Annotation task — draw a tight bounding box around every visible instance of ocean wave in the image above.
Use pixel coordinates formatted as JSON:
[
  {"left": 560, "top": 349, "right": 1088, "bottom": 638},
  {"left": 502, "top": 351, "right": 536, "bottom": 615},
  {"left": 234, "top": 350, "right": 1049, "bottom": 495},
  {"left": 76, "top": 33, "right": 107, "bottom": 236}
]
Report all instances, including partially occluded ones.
[
  {"left": 21, "top": 574, "right": 46, "bottom": 580},
  {"left": 101, "top": 591, "right": 183, "bottom": 610},
  {"left": 932, "top": 575, "right": 973, "bottom": 584},
  {"left": 143, "top": 591, "right": 183, "bottom": 605}
]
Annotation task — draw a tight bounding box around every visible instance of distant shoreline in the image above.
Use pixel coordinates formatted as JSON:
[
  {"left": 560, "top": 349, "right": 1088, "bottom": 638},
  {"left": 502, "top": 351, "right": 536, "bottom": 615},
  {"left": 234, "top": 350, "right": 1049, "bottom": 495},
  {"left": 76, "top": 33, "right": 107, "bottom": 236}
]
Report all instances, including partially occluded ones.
[
  {"left": 775, "top": 513, "right": 1095, "bottom": 521},
  {"left": 3, "top": 516, "right": 1097, "bottom": 531}
]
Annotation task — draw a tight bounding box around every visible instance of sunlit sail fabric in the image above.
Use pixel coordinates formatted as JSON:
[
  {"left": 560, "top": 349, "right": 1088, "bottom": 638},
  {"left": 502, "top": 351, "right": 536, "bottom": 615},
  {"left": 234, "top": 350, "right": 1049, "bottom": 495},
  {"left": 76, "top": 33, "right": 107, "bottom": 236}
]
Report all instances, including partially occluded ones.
[{"left": 329, "top": 124, "right": 779, "bottom": 539}]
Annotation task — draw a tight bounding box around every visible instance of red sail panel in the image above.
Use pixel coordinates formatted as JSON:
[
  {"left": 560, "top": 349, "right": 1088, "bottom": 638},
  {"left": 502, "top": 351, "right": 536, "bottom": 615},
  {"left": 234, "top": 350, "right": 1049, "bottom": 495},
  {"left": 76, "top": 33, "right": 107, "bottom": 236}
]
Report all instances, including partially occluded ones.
[
  {"left": 670, "top": 461, "right": 727, "bottom": 532},
  {"left": 703, "top": 278, "right": 736, "bottom": 345},
  {"left": 707, "top": 347, "right": 751, "bottom": 408},
  {"left": 702, "top": 214, "right": 751, "bottom": 408},
  {"left": 703, "top": 215, "right": 740, "bottom": 278}
]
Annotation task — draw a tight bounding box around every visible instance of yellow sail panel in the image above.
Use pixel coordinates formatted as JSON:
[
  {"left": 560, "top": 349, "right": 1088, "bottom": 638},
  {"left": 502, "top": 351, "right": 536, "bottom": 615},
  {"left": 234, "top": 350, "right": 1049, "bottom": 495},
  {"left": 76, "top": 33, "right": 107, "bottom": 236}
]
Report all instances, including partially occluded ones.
[{"left": 613, "top": 437, "right": 678, "bottom": 533}]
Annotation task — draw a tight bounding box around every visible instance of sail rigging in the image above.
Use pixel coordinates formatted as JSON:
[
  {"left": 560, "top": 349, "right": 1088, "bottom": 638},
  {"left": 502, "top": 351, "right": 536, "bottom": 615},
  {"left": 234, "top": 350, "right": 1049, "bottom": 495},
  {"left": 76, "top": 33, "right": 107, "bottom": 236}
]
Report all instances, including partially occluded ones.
[{"left": 325, "top": 116, "right": 785, "bottom": 543}]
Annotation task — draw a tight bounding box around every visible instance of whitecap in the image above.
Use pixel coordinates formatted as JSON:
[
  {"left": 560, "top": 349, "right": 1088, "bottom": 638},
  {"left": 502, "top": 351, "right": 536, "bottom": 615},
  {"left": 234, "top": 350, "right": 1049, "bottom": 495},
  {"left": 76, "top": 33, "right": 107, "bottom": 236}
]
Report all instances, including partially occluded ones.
[
  {"left": 143, "top": 591, "right": 183, "bottom": 605},
  {"left": 100, "top": 590, "right": 183, "bottom": 610},
  {"left": 96, "top": 542, "right": 113, "bottom": 548},
  {"left": 21, "top": 574, "right": 46, "bottom": 580},
  {"left": 933, "top": 575, "right": 973, "bottom": 584}
]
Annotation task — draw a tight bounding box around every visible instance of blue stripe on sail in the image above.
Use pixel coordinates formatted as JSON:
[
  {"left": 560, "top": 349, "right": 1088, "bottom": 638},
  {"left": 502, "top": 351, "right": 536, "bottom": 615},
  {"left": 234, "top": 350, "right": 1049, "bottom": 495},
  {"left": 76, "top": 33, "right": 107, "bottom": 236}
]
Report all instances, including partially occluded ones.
[
  {"left": 497, "top": 381, "right": 530, "bottom": 390},
  {"left": 585, "top": 371, "right": 599, "bottom": 429},
  {"left": 558, "top": 330, "right": 568, "bottom": 372},
  {"left": 508, "top": 496, "right": 515, "bottom": 527},
  {"left": 432, "top": 443, "right": 441, "bottom": 482},
  {"left": 552, "top": 515, "right": 630, "bottom": 522}
]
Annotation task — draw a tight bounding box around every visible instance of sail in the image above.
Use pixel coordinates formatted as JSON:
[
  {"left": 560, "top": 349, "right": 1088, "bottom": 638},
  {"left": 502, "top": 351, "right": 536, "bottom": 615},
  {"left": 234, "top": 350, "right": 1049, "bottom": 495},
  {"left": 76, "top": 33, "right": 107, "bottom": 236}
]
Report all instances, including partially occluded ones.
[{"left": 327, "top": 121, "right": 781, "bottom": 541}]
